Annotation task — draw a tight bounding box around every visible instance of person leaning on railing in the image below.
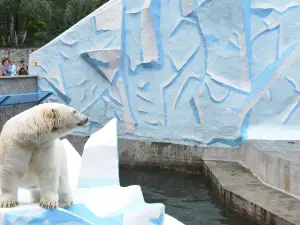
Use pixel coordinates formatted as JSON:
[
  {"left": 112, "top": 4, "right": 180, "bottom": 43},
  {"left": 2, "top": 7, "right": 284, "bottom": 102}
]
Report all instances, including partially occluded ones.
[
  {"left": 1, "top": 58, "right": 12, "bottom": 76},
  {"left": 17, "top": 58, "right": 28, "bottom": 75}
]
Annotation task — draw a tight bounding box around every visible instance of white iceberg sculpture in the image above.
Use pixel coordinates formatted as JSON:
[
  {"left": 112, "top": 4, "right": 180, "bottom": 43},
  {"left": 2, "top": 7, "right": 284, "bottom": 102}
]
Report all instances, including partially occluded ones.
[{"left": 0, "top": 118, "right": 184, "bottom": 225}]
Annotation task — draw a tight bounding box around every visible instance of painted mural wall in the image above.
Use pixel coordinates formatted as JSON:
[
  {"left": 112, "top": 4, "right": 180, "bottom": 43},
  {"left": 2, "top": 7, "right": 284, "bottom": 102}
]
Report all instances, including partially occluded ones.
[{"left": 29, "top": 0, "right": 300, "bottom": 147}]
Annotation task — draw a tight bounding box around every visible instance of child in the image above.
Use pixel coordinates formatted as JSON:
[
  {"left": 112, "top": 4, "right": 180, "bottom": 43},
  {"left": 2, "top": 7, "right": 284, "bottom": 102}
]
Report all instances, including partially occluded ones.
[{"left": 9, "top": 60, "right": 17, "bottom": 75}]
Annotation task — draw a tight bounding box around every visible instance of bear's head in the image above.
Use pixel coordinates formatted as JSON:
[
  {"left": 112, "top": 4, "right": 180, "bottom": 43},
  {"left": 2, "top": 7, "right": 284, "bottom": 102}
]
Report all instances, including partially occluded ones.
[{"left": 42, "top": 103, "right": 89, "bottom": 138}]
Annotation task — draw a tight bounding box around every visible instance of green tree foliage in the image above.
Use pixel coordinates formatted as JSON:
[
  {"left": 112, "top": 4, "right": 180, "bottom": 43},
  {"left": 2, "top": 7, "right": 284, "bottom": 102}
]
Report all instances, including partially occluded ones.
[{"left": 0, "top": 0, "right": 108, "bottom": 47}]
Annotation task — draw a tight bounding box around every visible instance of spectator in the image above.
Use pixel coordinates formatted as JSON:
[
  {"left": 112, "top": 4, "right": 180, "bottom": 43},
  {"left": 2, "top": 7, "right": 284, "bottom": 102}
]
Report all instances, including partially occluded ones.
[
  {"left": 17, "top": 59, "right": 28, "bottom": 75},
  {"left": 1, "top": 58, "right": 12, "bottom": 76},
  {"left": 9, "top": 60, "right": 17, "bottom": 76}
]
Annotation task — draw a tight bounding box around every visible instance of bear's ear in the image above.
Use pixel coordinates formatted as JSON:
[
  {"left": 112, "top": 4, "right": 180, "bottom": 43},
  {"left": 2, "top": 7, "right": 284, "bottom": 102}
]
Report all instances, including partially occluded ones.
[
  {"left": 43, "top": 108, "right": 60, "bottom": 129},
  {"left": 44, "top": 108, "right": 60, "bottom": 119},
  {"left": 51, "top": 108, "right": 60, "bottom": 120}
]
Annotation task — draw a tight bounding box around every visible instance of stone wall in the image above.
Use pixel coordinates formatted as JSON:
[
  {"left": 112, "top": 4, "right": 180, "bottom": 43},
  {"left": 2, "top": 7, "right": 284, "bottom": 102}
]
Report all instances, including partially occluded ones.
[
  {"left": 0, "top": 76, "right": 37, "bottom": 131},
  {"left": 0, "top": 48, "right": 38, "bottom": 63}
]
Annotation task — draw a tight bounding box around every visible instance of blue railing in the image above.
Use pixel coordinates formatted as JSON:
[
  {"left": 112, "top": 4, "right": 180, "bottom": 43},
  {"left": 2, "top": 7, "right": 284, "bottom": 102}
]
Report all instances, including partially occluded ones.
[{"left": 0, "top": 92, "right": 52, "bottom": 106}]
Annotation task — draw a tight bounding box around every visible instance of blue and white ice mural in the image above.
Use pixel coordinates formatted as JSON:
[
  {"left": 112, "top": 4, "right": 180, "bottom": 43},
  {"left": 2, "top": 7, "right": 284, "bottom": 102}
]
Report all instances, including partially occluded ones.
[{"left": 29, "top": 0, "right": 300, "bottom": 147}]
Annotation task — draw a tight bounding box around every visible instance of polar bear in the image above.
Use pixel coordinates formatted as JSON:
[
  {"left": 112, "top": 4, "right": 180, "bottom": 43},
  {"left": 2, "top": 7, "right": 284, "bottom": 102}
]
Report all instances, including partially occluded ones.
[{"left": 0, "top": 103, "right": 89, "bottom": 209}]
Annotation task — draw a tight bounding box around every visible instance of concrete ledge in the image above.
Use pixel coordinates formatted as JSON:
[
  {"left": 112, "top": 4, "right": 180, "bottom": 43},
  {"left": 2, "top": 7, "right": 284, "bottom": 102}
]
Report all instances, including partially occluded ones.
[
  {"left": 240, "top": 140, "right": 300, "bottom": 199},
  {"left": 204, "top": 161, "right": 300, "bottom": 225},
  {"left": 118, "top": 139, "right": 239, "bottom": 174},
  {"left": 0, "top": 75, "right": 38, "bottom": 79}
]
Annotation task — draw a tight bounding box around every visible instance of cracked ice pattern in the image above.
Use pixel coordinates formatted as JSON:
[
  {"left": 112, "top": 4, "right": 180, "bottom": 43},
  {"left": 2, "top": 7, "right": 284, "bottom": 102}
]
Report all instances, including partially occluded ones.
[{"left": 29, "top": 0, "right": 300, "bottom": 147}]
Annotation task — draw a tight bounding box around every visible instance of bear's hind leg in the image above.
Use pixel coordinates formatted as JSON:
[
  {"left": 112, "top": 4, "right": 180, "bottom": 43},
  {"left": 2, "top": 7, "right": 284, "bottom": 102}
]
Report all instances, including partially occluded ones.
[
  {"left": 30, "top": 190, "right": 40, "bottom": 203},
  {"left": 58, "top": 176, "right": 73, "bottom": 209},
  {"left": 0, "top": 168, "right": 19, "bottom": 208}
]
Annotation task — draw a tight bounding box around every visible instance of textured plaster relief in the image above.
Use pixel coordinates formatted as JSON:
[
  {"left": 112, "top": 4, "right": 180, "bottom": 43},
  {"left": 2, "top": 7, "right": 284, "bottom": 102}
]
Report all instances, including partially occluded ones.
[
  {"left": 59, "top": 51, "right": 69, "bottom": 60},
  {"left": 91, "top": 84, "right": 98, "bottom": 97},
  {"left": 196, "top": 0, "right": 251, "bottom": 92},
  {"left": 286, "top": 76, "right": 300, "bottom": 92},
  {"left": 137, "top": 108, "right": 149, "bottom": 115},
  {"left": 89, "top": 0, "right": 120, "bottom": 17},
  {"left": 206, "top": 43, "right": 250, "bottom": 93},
  {"left": 249, "top": 77, "right": 296, "bottom": 126},
  {"left": 116, "top": 77, "right": 136, "bottom": 134},
  {"left": 190, "top": 85, "right": 244, "bottom": 144},
  {"left": 163, "top": 39, "right": 205, "bottom": 123},
  {"left": 102, "top": 95, "right": 111, "bottom": 103},
  {"left": 196, "top": 0, "right": 245, "bottom": 45},
  {"left": 205, "top": 76, "right": 230, "bottom": 102},
  {"left": 39, "top": 65, "right": 67, "bottom": 96},
  {"left": 77, "top": 79, "right": 88, "bottom": 87},
  {"left": 189, "top": 98, "right": 201, "bottom": 124},
  {"left": 30, "top": 0, "right": 300, "bottom": 147},
  {"left": 137, "top": 92, "right": 153, "bottom": 104},
  {"left": 168, "top": 19, "right": 200, "bottom": 71},
  {"left": 280, "top": 7, "right": 300, "bottom": 56},
  {"left": 126, "top": 28, "right": 142, "bottom": 71},
  {"left": 106, "top": 30, "right": 122, "bottom": 49},
  {"left": 238, "top": 45, "right": 300, "bottom": 116},
  {"left": 60, "top": 31, "right": 79, "bottom": 46},
  {"left": 82, "top": 49, "right": 120, "bottom": 83},
  {"left": 195, "top": 0, "right": 205, "bottom": 8},
  {"left": 251, "top": 16, "right": 267, "bottom": 40},
  {"left": 126, "top": 0, "right": 145, "bottom": 13},
  {"left": 282, "top": 97, "right": 300, "bottom": 124},
  {"left": 79, "top": 88, "right": 87, "bottom": 103},
  {"left": 125, "top": 11, "right": 143, "bottom": 70},
  {"left": 229, "top": 32, "right": 240, "bottom": 48},
  {"left": 160, "top": 0, "right": 182, "bottom": 38},
  {"left": 264, "top": 89, "right": 272, "bottom": 104},
  {"left": 141, "top": 0, "right": 159, "bottom": 63},
  {"left": 172, "top": 73, "right": 203, "bottom": 110},
  {"left": 105, "top": 96, "right": 122, "bottom": 119},
  {"left": 252, "top": 0, "right": 300, "bottom": 13},
  {"left": 38, "top": 78, "right": 70, "bottom": 105},
  {"left": 264, "top": 11, "right": 281, "bottom": 30},
  {"left": 144, "top": 119, "right": 162, "bottom": 126},
  {"left": 115, "top": 110, "right": 124, "bottom": 121},
  {"left": 94, "top": 0, "right": 122, "bottom": 31},
  {"left": 252, "top": 28, "right": 278, "bottom": 79},
  {"left": 138, "top": 80, "right": 148, "bottom": 89},
  {"left": 181, "top": 0, "right": 194, "bottom": 16},
  {"left": 109, "top": 86, "right": 123, "bottom": 106}
]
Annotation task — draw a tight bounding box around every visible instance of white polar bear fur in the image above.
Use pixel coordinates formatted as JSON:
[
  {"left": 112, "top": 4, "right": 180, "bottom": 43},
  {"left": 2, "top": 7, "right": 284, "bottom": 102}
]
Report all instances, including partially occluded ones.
[{"left": 0, "top": 103, "right": 88, "bottom": 209}]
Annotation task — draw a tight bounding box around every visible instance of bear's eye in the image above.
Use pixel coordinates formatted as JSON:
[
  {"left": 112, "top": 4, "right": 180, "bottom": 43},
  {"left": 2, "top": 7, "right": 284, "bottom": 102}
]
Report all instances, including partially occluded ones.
[{"left": 73, "top": 110, "right": 77, "bottom": 114}]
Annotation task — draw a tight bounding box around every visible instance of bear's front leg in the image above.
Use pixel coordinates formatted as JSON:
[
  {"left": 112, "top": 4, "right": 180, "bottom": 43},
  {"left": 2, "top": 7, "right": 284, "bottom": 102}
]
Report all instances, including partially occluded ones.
[
  {"left": 33, "top": 146, "right": 59, "bottom": 209},
  {"left": 0, "top": 167, "right": 19, "bottom": 208},
  {"left": 37, "top": 168, "right": 59, "bottom": 209}
]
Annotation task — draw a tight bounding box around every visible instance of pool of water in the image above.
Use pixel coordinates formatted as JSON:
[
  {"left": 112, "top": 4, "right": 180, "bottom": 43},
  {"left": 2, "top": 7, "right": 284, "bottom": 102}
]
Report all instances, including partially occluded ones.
[{"left": 119, "top": 167, "right": 257, "bottom": 225}]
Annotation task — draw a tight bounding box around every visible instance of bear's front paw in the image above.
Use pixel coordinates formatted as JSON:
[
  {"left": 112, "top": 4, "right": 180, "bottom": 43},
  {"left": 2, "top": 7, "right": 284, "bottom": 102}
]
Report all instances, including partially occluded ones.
[
  {"left": 0, "top": 200, "right": 18, "bottom": 208},
  {"left": 59, "top": 201, "right": 73, "bottom": 209},
  {"left": 40, "top": 200, "right": 58, "bottom": 209}
]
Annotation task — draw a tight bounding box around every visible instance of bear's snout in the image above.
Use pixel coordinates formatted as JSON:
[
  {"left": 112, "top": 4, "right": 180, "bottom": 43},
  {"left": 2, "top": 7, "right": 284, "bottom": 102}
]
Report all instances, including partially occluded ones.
[{"left": 77, "top": 117, "right": 89, "bottom": 126}]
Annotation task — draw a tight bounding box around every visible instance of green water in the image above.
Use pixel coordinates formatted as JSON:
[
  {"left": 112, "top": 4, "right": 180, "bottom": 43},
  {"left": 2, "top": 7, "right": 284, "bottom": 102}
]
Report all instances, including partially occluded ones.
[{"left": 119, "top": 167, "right": 256, "bottom": 225}]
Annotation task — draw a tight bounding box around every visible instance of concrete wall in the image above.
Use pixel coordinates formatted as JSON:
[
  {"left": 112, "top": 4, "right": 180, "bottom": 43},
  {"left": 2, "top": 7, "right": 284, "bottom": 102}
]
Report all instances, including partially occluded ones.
[
  {"left": 0, "top": 48, "right": 37, "bottom": 63},
  {"left": 29, "top": 0, "right": 300, "bottom": 147},
  {"left": 0, "top": 76, "right": 37, "bottom": 131}
]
